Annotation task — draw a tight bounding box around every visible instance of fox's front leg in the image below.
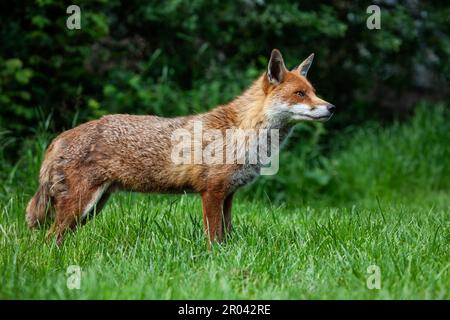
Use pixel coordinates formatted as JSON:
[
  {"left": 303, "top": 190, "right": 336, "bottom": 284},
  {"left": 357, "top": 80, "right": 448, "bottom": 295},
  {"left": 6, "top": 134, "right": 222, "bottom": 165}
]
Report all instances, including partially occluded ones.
[{"left": 201, "top": 191, "right": 225, "bottom": 243}]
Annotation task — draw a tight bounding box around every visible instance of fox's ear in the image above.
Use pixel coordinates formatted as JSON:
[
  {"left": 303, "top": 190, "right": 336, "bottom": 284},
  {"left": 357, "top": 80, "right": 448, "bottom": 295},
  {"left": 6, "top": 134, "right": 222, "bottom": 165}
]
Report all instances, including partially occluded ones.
[
  {"left": 267, "top": 49, "right": 287, "bottom": 85},
  {"left": 296, "top": 53, "right": 314, "bottom": 77}
]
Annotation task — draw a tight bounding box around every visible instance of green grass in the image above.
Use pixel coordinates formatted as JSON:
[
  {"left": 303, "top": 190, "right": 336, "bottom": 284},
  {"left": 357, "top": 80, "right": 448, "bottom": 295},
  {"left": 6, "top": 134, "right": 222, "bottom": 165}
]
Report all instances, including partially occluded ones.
[{"left": 0, "top": 105, "right": 449, "bottom": 299}]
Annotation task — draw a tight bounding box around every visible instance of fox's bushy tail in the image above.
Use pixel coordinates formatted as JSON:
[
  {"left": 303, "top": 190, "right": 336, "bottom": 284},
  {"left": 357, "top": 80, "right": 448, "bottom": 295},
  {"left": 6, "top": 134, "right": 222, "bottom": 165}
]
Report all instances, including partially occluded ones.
[
  {"left": 26, "top": 138, "right": 61, "bottom": 228},
  {"left": 26, "top": 182, "right": 51, "bottom": 228}
]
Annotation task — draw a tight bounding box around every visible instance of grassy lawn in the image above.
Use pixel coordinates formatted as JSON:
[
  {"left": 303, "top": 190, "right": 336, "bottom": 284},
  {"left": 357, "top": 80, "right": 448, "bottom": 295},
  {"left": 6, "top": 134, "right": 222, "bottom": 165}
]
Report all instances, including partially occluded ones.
[
  {"left": 0, "top": 106, "right": 449, "bottom": 299},
  {"left": 0, "top": 193, "right": 448, "bottom": 299}
]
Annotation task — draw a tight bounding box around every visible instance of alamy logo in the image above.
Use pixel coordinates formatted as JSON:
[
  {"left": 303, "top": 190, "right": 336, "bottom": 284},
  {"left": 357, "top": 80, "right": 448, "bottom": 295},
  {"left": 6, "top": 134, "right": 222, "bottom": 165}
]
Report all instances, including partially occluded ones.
[
  {"left": 66, "top": 265, "right": 81, "bottom": 290},
  {"left": 366, "top": 5, "right": 381, "bottom": 30},
  {"left": 366, "top": 265, "right": 381, "bottom": 290},
  {"left": 170, "top": 121, "right": 280, "bottom": 175},
  {"left": 66, "top": 5, "right": 81, "bottom": 30}
]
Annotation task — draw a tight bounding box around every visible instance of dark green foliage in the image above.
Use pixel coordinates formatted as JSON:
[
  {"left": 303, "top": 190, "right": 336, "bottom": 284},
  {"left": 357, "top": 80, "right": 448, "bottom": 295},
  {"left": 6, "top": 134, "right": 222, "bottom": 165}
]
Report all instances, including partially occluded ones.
[{"left": 1, "top": 1, "right": 449, "bottom": 147}]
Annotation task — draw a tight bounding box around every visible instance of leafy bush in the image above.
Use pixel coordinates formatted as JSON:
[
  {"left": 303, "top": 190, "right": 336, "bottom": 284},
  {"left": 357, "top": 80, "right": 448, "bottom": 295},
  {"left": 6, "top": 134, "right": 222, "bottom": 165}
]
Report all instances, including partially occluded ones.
[{"left": 1, "top": 1, "right": 449, "bottom": 155}]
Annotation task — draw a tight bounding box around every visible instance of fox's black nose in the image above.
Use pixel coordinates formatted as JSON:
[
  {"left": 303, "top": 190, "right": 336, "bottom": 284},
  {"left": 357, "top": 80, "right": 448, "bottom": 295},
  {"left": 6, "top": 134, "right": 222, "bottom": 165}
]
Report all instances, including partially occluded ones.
[{"left": 327, "top": 104, "right": 336, "bottom": 113}]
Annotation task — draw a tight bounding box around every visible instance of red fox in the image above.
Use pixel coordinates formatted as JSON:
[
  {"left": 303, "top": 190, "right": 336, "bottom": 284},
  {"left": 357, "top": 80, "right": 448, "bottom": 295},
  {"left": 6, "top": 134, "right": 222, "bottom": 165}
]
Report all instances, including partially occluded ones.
[{"left": 26, "top": 49, "right": 335, "bottom": 245}]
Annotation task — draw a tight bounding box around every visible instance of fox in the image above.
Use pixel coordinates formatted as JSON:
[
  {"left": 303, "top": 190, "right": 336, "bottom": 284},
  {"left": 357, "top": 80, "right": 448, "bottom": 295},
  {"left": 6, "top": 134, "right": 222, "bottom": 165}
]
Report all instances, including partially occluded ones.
[{"left": 26, "top": 49, "right": 335, "bottom": 245}]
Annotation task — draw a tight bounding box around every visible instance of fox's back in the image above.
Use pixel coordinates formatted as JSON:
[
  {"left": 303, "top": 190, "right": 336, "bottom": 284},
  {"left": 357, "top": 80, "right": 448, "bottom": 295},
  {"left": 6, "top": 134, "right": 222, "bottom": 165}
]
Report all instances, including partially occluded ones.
[
  {"left": 46, "top": 114, "right": 204, "bottom": 193},
  {"left": 96, "top": 114, "right": 187, "bottom": 164}
]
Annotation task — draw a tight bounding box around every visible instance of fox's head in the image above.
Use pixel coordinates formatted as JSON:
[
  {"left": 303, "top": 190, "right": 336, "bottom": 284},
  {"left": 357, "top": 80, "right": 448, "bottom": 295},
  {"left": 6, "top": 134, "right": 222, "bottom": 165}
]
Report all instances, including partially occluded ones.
[{"left": 263, "top": 49, "right": 335, "bottom": 124}]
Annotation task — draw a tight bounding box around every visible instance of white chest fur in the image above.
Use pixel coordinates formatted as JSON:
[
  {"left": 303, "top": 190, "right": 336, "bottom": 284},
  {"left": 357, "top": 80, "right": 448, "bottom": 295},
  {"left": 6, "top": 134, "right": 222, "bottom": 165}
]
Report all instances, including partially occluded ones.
[
  {"left": 228, "top": 125, "right": 293, "bottom": 191},
  {"left": 229, "top": 164, "right": 261, "bottom": 191}
]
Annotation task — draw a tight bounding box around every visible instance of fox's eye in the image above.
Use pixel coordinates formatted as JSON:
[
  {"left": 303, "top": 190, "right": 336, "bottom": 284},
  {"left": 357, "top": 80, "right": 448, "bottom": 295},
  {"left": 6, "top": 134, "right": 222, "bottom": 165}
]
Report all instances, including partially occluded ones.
[{"left": 296, "top": 91, "right": 306, "bottom": 97}]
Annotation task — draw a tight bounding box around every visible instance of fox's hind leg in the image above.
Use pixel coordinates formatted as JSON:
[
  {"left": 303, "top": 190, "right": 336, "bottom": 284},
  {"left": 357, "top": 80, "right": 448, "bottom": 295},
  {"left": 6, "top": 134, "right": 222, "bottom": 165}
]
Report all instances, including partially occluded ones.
[
  {"left": 223, "top": 192, "right": 234, "bottom": 237},
  {"left": 46, "top": 180, "right": 111, "bottom": 245}
]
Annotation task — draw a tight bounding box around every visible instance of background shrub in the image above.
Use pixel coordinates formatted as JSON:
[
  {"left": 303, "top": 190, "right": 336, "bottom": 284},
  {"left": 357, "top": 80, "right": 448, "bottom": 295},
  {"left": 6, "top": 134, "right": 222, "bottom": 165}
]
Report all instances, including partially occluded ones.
[{"left": 1, "top": 1, "right": 448, "bottom": 152}]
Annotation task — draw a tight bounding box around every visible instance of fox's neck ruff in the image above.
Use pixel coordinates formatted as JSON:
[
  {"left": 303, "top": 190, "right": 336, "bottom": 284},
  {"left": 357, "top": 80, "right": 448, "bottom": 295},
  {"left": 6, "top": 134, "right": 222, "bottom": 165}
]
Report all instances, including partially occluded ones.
[
  {"left": 229, "top": 75, "right": 291, "bottom": 131},
  {"left": 223, "top": 75, "right": 294, "bottom": 146}
]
